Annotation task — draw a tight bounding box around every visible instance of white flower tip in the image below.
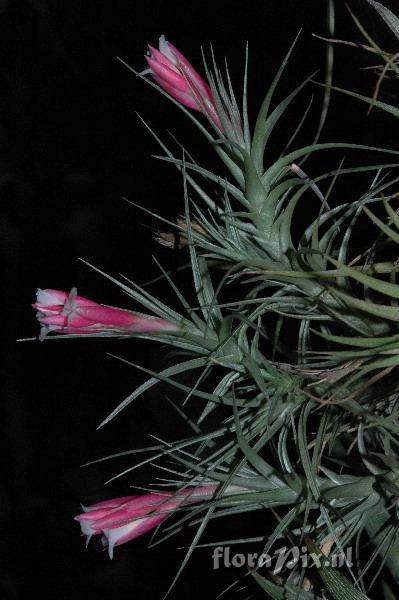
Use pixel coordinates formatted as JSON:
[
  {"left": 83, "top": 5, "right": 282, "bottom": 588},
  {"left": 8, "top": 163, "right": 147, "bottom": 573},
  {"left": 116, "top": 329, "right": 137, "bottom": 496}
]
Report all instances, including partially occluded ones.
[
  {"left": 67, "top": 287, "right": 78, "bottom": 302},
  {"left": 158, "top": 34, "right": 175, "bottom": 63},
  {"left": 101, "top": 532, "right": 114, "bottom": 559},
  {"left": 79, "top": 520, "right": 96, "bottom": 538},
  {"left": 138, "top": 67, "right": 152, "bottom": 76},
  {"left": 39, "top": 325, "right": 49, "bottom": 341},
  {"left": 36, "top": 289, "right": 54, "bottom": 306},
  {"left": 38, "top": 324, "right": 59, "bottom": 341},
  {"left": 64, "top": 287, "right": 78, "bottom": 316}
]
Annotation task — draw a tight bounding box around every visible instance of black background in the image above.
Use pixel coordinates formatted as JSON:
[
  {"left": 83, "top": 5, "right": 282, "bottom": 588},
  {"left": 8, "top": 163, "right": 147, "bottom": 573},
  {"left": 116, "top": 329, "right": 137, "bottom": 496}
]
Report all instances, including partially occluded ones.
[{"left": 3, "top": 0, "right": 398, "bottom": 598}]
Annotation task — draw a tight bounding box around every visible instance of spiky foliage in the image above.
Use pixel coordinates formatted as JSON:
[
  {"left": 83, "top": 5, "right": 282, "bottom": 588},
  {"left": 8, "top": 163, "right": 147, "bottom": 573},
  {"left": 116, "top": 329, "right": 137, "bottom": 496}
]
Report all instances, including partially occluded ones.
[
  {"left": 318, "top": 1, "right": 399, "bottom": 119},
  {"left": 38, "top": 5, "right": 399, "bottom": 599}
]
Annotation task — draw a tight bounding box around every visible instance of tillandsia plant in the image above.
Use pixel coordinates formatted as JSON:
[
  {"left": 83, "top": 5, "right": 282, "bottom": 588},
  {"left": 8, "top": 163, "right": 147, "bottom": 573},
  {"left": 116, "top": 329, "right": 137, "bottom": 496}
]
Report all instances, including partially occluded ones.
[{"left": 30, "top": 2, "right": 399, "bottom": 598}]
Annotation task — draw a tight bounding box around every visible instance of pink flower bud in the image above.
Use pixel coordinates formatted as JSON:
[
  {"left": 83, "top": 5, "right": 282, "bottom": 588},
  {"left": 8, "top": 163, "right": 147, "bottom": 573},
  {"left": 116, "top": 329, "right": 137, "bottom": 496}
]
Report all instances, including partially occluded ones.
[
  {"left": 75, "top": 485, "right": 244, "bottom": 558},
  {"left": 33, "top": 287, "right": 178, "bottom": 340},
  {"left": 144, "top": 35, "right": 222, "bottom": 130}
]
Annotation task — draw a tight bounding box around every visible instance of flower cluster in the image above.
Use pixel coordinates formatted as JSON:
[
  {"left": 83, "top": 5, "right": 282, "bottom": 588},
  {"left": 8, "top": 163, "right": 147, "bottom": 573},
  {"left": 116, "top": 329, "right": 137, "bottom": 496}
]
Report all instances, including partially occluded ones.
[
  {"left": 75, "top": 485, "right": 237, "bottom": 558},
  {"left": 144, "top": 35, "right": 222, "bottom": 130},
  {"left": 33, "top": 288, "right": 178, "bottom": 340}
]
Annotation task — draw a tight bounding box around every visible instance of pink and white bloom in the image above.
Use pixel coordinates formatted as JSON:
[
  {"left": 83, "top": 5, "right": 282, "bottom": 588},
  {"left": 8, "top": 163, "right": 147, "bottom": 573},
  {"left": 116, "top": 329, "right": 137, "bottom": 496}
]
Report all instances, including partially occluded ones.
[
  {"left": 33, "top": 288, "right": 178, "bottom": 340},
  {"left": 144, "top": 35, "right": 222, "bottom": 130},
  {"left": 75, "top": 485, "right": 244, "bottom": 558}
]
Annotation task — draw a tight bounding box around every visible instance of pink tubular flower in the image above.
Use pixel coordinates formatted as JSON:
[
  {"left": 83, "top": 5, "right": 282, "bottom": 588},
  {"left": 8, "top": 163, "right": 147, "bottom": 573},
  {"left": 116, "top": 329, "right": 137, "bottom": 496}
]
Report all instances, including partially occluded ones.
[
  {"left": 75, "top": 485, "right": 244, "bottom": 558},
  {"left": 144, "top": 35, "right": 222, "bottom": 130},
  {"left": 33, "top": 287, "right": 178, "bottom": 340}
]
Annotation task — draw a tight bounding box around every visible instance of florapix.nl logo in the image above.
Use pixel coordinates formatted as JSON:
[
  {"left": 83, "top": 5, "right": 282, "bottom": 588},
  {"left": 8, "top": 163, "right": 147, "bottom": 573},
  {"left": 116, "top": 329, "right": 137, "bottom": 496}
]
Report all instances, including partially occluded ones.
[{"left": 212, "top": 545, "right": 353, "bottom": 574}]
